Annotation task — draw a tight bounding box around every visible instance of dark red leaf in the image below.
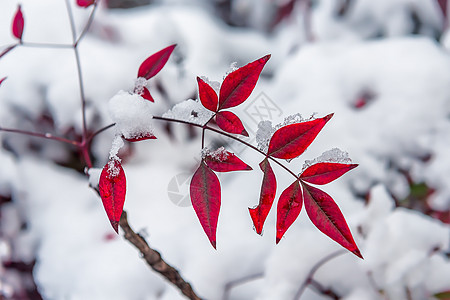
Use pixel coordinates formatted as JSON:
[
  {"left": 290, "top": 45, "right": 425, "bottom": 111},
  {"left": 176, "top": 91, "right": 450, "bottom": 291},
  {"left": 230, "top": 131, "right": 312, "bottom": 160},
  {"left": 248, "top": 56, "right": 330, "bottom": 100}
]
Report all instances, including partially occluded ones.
[
  {"left": 99, "top": 160, "right": 126, "bottom": 233},
  {"left": 190, "top": 161, "right": 221, "bottom": 248},
  {"left": 141, "top": 87, "right": 154, "bottom": 102},
  {"left": 267, "top": 114, "right": 333, "bottom": 159},
  {"left": 0, "top": 45, "right": 17, "bottom": 60},
  {"left": 302, "top": 182, "right": 362, "bottom": 259},
  {"left": 197, "top": 77, "right": 218, "bottom": 112},
  {"left": 204, "top": 150, "right": 252, "bottom": 172},
  {"left": 249, "top": 158, "right": 277, "bottom": 235},
  {"left": 218, "top": 55, "right": 270, "bottom": 110},
  {"left": 437, "top": 0, "right": 448, "bottom": 18},
  {"left": 215, "top": 111, "right": 249, "bottom": 136},
  {"left": 0, "top": 77, "right": 6, "bottom": 86},
  {"left": 300, "top": 163, "right": 358, "bottom": 185},
  {"left": 138, "top": 44, "right": 176, "bottom": 80},
  {"left": 12, "top": 5, "right": 24, "bottom": 40},
  {"left": 122, "top": 132, "right": 156, "bottom": 142},
  {"left": 276, "top": 180, "right": 302, "bottom": 243},
  {"left": 76, "top": 0, "right": 96, "bottom": 8}
]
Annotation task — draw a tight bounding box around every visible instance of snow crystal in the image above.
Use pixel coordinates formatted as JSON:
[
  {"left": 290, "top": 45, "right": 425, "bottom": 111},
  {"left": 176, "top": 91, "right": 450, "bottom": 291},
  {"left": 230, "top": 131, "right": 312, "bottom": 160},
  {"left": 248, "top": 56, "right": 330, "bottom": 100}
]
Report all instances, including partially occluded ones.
[
  {"left": 133, "top": 77, "right": 148, "bottom": 95},
  {"left": 108, "top": 90, "right": 154, "bottom": 140},
  {"left": 256, "top": 120, "right": 275, "bottom": 153},
  {"left": 223, "top": 61, "right": 239, "bottom": 79},
  {"left": 162, "top": 99, "right": 214, "bottom": 126},
  {"left": 201, "top": 146, "right": 229, "bottom": 161},
  {"left": 302, "top": 148, "right": 352, "bottom": 171}
]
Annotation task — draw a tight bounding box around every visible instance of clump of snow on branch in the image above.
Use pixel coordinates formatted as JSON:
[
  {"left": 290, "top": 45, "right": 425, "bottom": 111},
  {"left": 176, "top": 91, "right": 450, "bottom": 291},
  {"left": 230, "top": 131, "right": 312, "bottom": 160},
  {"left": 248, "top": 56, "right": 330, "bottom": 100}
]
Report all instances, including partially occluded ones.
[
  {"left": 108, "top": 90, "right": 154, "bottom": 140},
  {"left": 256, "top": 120, "right": 275, "bottom": 153},
  {"left": 133, "top": 77, "right": 148, "bottom": 95},
  {"left": 107, "top": 135, "right": 124, "bottom": 177},
  {"left": 223, "top": 62, "right": 239, "bottom": 79},
  {"left": 303, "top": 148, "right": 353, "bottom": 171},
  {"left": 201, "top": 146, "right": 229, "bottom": 161},
  {"left": 163, "top": 99, "right": 214, "bottom": 125}
]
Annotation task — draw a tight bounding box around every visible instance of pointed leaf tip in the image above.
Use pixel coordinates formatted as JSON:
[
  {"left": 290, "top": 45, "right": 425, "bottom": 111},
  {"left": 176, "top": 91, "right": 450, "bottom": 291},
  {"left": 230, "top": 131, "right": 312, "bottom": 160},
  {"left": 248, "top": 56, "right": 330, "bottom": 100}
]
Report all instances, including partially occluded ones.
[
  {"left": 111, "top": 221, "right": 119, "bottom": 233},
  {"left": 12, "top": 5, "right": 24, "bottom": 40},
  {"left": 138, "top": 44, "right": 176, "bottom": 80},
  {"left": 215, "top": 111, "right": 248, "bottom": 136}
]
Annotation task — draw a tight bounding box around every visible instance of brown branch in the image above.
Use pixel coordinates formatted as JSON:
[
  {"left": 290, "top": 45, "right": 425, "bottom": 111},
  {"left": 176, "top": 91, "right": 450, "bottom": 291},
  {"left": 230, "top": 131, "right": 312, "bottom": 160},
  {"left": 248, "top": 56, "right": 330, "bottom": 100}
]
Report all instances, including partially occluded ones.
[
  {"left": 119, "top": 211, "right": 203, "bottom": 300},
  {"left": 222, "top": 272, "right": 264, "bottom": 300}
]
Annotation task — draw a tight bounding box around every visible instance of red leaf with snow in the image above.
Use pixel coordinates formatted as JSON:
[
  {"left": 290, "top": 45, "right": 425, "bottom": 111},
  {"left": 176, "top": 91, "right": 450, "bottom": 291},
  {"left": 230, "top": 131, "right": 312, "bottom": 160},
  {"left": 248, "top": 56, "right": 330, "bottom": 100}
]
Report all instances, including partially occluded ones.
[
  {"left": 249, "top": 158, "right": 277, "bottom": 235},
  {"left": 99, "top": 160, "right": 126, "bottom": 233},
  {"left": 204, "top": 150, "right": 252, "bottom": 172},
  {"left": 276, "top": 180, "right": 302, "bottom": 243},
  {"left": 215, "top": 111, "right": 249, "bottom": 136},
  {"left": 190, "top": 161, "right": 221, "bottom": 248},
  {"left": 12, "top": 5, "right": 24, "bottom": 40},
  {"left": 197, "top": 77, "right": 218, "bottom": 112},
  {"left": 76, "top": 0, "right": 96, "bottom": 7},
  {"left": 0, "top": 45, "right": 16, "bottom": 60},
  {"left": 302, "top": 182, "right": 362, "bottom": 259},
  {"left": 138, "top": 44, "right": 176, "bottom": 80},
  {"left": 218, "top": 55, "right": 270, "bottom": 110},
  {"left": 0, "top": 77, "right": 6, "bottom": 86},
  {"left": 123, "top": 132, "right": 156, "bottom": 142},
  {"left": 300, "top": 163, "right": 358, "bottom": 185},
  {"left": 267, "top": 114, "right": 333, "bottom": 159},
  {"left": 141, "top": 87, "right": 154, "bottom": 102}
]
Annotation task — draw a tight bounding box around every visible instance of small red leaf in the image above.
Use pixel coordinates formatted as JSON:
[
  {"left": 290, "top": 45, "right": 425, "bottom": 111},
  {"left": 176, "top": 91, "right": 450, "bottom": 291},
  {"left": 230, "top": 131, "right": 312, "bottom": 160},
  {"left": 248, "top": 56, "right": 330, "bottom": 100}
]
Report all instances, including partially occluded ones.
[
  {"left": 99, "top": 160, "right": 126, "bottom": 233},
  {"left": 76, "top": 0, "right": 96, "bottom": 8},
  {"left": 267, "top": 114, "right": 333, "bottom": 159},
  {"left": 123, "top": 132, "right": 156, "bottom": 142},
  {"left": 190, "top": 161, "right": 221, "bottom": 248},
  {"left": 218, "top": 55, "right": 270, "bottom": 110},
  {"left": 0, "top": 45, "right": 17, "bottom": 60},
  {"left": 302, "top": 182, "right": 362, "bottom": 259},
  {"left": 215, "top": 111, "right": 249, "bottom": 136},
  {"left": 0, "top": 77, "right": 6, "bottom": 86},
  {"left": 300, "top": 163, "right": 358, "bottom": 185},
  {"left": 12, "top": 5, "right": 24, "bottom": 40},
  {"left": 138, "top": 44, "right": 176, "bottom": 80},
  {"left": 197, "top": 77, "right": 218, "bottom": 112},
  {"left": 204, "top": 150, "right": 252, "bottom": 172},
  {"left": 276, "top": 180, "right": 302, "bottom": 243},
  {"left": 249, "top": 158, "right": 277, "bottom": 235},
  {"left": 141, "top": 87, "right": 154, "bottom": 102}
]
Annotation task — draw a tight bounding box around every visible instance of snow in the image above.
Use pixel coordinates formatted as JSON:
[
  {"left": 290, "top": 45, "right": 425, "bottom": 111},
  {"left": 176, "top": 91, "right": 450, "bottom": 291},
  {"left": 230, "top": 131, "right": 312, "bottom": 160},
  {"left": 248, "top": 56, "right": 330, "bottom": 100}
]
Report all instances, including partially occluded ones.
[
  {"left": 0, "top": 0, "right": 450, "bottom": 299},
  {"left": 302, "top": 148, "right": 353, "bottom": 171}
]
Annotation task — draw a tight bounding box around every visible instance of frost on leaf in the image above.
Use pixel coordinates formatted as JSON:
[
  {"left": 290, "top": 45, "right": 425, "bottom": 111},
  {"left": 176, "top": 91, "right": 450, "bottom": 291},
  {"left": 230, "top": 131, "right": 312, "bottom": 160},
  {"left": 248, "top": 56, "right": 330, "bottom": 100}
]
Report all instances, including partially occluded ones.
[
  {"left": 218, "top": 55, "right": 270, "bottom": 110},
  {"left": 267, "top": 114, "right": 333, "bottom": 160},
  {"left": 300, "top": 162, "right": 358, "bottom": 185},
  {"left": 302, "top": 148, "right": 352, "bottom": 171},
  {"left": 108, "top": 90, "right": 155, "bottom": 141},
  {"left": 249, "top": 158, "right": 277, "bottom": 235},
  {"left": 190, "top": 161, "right": 221, "bottom": 248},
  {"left": 76, "top": 0, "right": 96, "bottom": 7},
  {"left": 203, "top": 147, "right": 252, "bottom": 172},
  {"left": 276, "top": 181, "right": 303, "bottom": 243},
  {"left": 163, "top": 99, "right": 214, "bottom": 125},
  {"left": 138, "top": 44, "right": 176, "bottom": 80},
  {"left": 197, "top": 77, "right": 218, "bottom": 112},
  {"left": 99, "top": 160, "right": 126, "bottom": 233},
  {"left": 215, "top": 111, "right": 249, "bottom": 136},
  {"left": 302, "top": 182, "right": 362, "bottom": 259},
  {"left": 12, "top": 5, "right": 24, "bottom": 40}
]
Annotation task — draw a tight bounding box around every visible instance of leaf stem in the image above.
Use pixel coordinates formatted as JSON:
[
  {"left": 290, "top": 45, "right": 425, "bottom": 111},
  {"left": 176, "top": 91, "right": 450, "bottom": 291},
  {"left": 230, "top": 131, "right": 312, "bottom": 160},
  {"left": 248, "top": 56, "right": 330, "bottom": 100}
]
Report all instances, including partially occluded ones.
[
  {"left": 0, "top": 127, "right": 78, "bottom": 146},
  {"left": 75, "top": 3, "right": 98, "bottom": 46}
]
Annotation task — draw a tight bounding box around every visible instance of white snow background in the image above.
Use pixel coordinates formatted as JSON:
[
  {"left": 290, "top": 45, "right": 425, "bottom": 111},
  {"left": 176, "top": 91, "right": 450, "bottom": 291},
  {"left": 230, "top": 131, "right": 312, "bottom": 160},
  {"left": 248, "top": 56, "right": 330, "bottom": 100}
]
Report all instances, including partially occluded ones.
[{"left": 0, "top": 0, "right": 449, "bottom": 299}]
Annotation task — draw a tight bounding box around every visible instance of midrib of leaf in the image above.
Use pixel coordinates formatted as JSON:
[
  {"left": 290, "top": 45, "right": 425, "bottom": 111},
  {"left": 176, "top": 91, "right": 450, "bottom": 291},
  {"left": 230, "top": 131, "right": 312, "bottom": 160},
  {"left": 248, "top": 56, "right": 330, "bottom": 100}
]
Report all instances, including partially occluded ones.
[{"left": 220, "top": 71, "right": 252, "bottom": 109}]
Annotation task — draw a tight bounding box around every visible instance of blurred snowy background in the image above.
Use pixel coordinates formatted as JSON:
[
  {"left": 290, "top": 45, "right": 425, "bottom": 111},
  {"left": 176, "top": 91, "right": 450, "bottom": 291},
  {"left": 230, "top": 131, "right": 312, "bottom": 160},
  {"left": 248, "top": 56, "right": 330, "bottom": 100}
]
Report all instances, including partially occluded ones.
[{"left": 1, "top": 0, "right": 450, "bottom": 299}]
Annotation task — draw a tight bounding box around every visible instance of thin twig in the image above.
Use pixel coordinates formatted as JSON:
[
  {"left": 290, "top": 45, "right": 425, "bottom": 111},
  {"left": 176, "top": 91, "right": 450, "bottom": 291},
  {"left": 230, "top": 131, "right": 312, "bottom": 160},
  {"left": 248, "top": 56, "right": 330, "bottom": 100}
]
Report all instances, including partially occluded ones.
[
  {"left": 119, "top": 211, "right": 203, "bottom": 300},
  {"left": 222, "top": 272, "right": 264, "bottom": 300},
  {"left": 87, "top": 123, "right": 116, "bottom": 142},
  {"left": 294, "top": 250, "right": 346, "bottom": 300},
  {"left": 0, "top": 127, "right": 78, "bottom": 146},
  {"left": 75, "top": 3, "right": 98, "bottom": 46},
  {"left": 21, "top": 42, "right": 73, "bottom": 49}
]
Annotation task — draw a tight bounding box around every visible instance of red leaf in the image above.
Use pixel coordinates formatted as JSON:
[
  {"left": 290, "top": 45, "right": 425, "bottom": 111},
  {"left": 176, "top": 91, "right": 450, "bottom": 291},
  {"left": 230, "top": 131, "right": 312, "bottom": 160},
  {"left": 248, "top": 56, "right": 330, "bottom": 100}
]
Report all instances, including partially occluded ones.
[
  {"left": 122, "top": 132, "right": 156, "bottom": 142},
  {"left": 190, "top": 161, "right": 221, "bottom": 248},
  {"left": 302, "top": 182, "right": 362, "bottom": 259},
  {"left": 300, "top": 163, "right": 358, "bottom": 185},
  {"left": 138, "top": 44, "right": 176, "bottom": 80},
  {"left": 267, "top": 114, "right": 333, "bottom": 159},
  {"left": 12, "top": 5, "right": 24, "bottom": 40},
  {"left": 218, "top": 55, "right": 270, "bottom": 110},
  {"left": 249, "top": 158, "right": 277, "bottom": 235},
  {"left": 437, "top": 0, "right": 448, "bottom": 18},
  {"left": 141, "top": 87, "right": 154, "bottom": 102},
  {"left": 0, "top": 45, "right": 17, "bottom": 60},
  {"left": 215, "top": 111, "right": 249, "bottom": 136},
  {"left": 276, "top": 180, "right": 302, "bottom": 243},
  {"left": 0, "top": 77, "right": 6, "bottom": 86},
  {"left": 204, "top": 150, "right": 252, "bottom": 172},
  {"left": 197, "top": 77, "right": 218, "bottom": 112},
  {"left": 76, "top": 0, "right": 96, "bottom": 8},
  {"left": 99, "top": 160, "right": 126, "bottom": 233}
]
